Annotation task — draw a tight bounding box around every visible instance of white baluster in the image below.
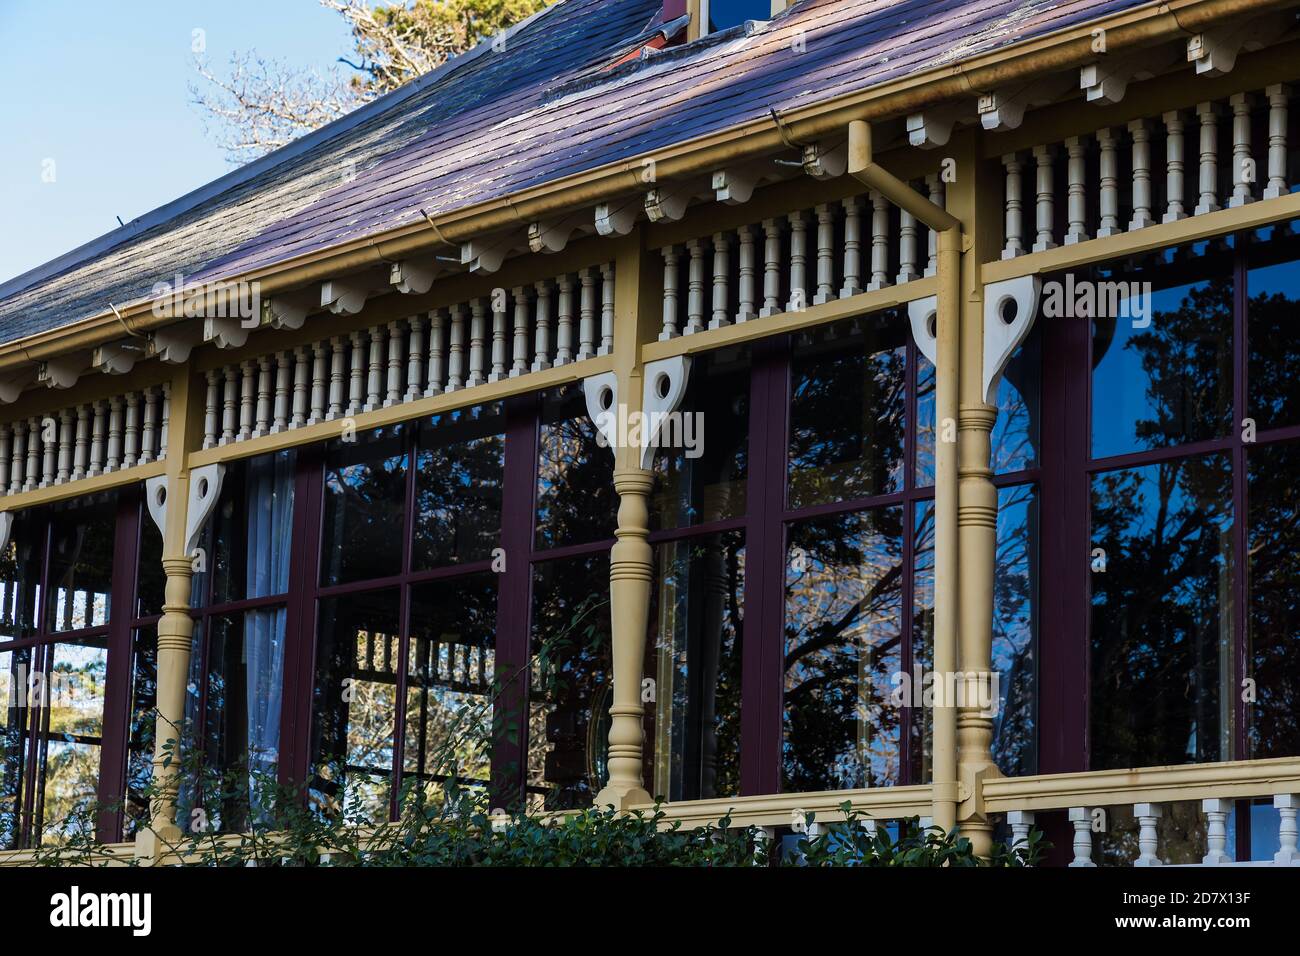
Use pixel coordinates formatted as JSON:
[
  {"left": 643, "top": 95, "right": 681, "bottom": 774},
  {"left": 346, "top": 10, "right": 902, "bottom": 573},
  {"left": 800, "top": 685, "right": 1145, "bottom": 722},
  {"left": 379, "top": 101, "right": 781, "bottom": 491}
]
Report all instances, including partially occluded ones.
[
  {"left": 9, "top": 420, "right": 25, "bottom": 492},
  {"left": 660, "top": 246, "right": 681, "bottom": 340},
  {"left": 406, "top": 316, "right": 426, "bottom": 398},
  {"left": 1068, "top": 807, "right": 1096, "bottom": 867},
  {"left": 813, "top": 203, "right": 837, "bottom": 303},
  {"left": 1265, "top": 85, "right": 1290, "bottom": 199},
  {"left": 140, "top": 386, "right": 158, "bottom": 464},
  {"left": 89, "top": 402, "right": 106, "bottom": 477},
  {"left": 56, "top": 413, "right": 74, "bottom": 486},
  {"left": 925, "top": 174, "right": 944, "bottom": 277},
  {"left": 685, "top": 238, "right": 706, "bottom": 334},
  {"left": 532, "top": 281, "right": 553, "bottom": 372},
  {"left": 72, "top": 405, "right": 88, "bottom": 480},
  {"left": 0, "top": 427, "right": 9, "bottom": 493},
  {"left": 866, "top": 193, "right": 890, "bottom": 291},
  {"left": 252, "top": 356, "right": 272, "bottom": 437},
  {"left": 217, "top": 366, "right": 236, "bottom": 444},
  {"left": 759, "top": 218, "right": 782, "bottom": 317},
  {"left": 202, "top": 369, "right": 220, "bottom": 449},
  {"left": 1007, "top": 810, "right": 1034, "bottom": 863},
  {"left": 1195, "top": 101, "right": 1221, "bottom": 215},
  {"left": 236, "top": 360, "right": 254, "bottom": 440},
  {"left": 1032, "top": 144, "right": 1057, "bottom": 251},
  {"left": 1201, "top": 798, "right": 1231, "bottom": 865},
  {"left": 385, "top": 320, "right": 406, "bottom": 403},
  {"left": 273, "top": 351, "right": 293, "bottom": 432},
  {"left": 896, "top": 205, "right": 919, "bottom": 284},
  {"left": 555, "top": 276, "right": 575, "bottom": 365},
  {"left": 1163, "top": 110, "right": 1188, "bottom": 223},
  {"left": 1128, "top": 119, "right": 1155, "bottom": 230},
  {"left": 1097, "top": 128, "right": 1120, "bottom": 237},
  {"left": 364, "top": 325, "right": 384, "bottom": 411},
  {"left": 40, "top": 416, "right": 55, "bottom": 487},
  {"left": 328, "top": 335, "right": 347, "bottom": 419},
  {"left": 509, "top": 291, "right": 528, "bottom": 378},
  {"left": 23, "top": 417, "right": 38, "bottom": 490},
  {"left": 1275, "top": 794, "right": 1299, "bottom": 865},
  {"left": 123, "top": 392, "right": 140, "bottom": 468},
  {"left": 1002, "top": 152, "right": 1026, "bottom": 258},
  {"left": 1133, "top": 803, "right": 1162, "bottom": 866},
  {"left": 1229, "top": 92, "right": 1255, "bottom": 207},
  {"left": 840, "top": 196, "right": 863, "bottom": 296},
  {"left": 710, "top": 231, "right": 731, "bottom": 329},
  {"left": 600, "top": 263, "right": 614, "bottom": 355},
  {"left": 305, "top": 343, "right": 326, "bottom": 425},
  {"left": 290, "top": 348, "right": 309, "bottom": 428},
  {"left": 447, "top": 305, "right": 466, "bottom": 391},
  {"left": 578, "top": 267, "right": 598, "bottom": 358},
  {"left": 158, "top": 381, "right": 171, "bottom": 460},
  {"left": 487, "top": 298, "right": 506, "bottom": 383},
  {"left": 465, "top": 302, "right": 487, "bottom": 387},
  {"left": 1065, "top": 136, "right": 1089, "bottom": 244},
  {"left": 420, "top": 311, "right": 443, "bottom": 396},
  {"left": 105, "top": 401, "right": 123, "bottom": 473},
  {"left": 788, "top": 209, "right": 810, "bottom": 308},
  {"left": 737, "top": 225, "right": 757, "bottom": 322},
  {"left": 347, "top": 332, "right": 366, "bottom": 415}
]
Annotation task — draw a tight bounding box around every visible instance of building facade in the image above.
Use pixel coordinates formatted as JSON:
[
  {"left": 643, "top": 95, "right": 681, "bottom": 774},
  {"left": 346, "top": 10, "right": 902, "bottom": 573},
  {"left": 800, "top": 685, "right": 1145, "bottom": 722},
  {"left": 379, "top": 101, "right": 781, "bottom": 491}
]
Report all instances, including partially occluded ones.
[{"left": 2, "top": 0, "right": 1300, "bottom": 866}]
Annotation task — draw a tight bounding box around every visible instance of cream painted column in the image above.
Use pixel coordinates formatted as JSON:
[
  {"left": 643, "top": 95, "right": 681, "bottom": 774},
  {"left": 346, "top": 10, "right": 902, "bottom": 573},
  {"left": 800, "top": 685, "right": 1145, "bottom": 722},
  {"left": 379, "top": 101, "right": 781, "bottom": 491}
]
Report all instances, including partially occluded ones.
[
  {"left": 950, "top": 134, "right": 1003, "bottom": 856},
  {"left": 594, "top": 232, "right": 660, "bottom": 810},
  {"left": 136, "top": 369, "right": 199, "bottom": 861}
]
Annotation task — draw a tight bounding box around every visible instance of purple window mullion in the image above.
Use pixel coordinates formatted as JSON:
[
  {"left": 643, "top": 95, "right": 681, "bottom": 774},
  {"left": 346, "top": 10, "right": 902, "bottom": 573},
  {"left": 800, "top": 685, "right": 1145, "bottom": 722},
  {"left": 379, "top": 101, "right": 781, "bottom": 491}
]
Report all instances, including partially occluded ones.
[
  {"left": 388, "top": 431, "right": 419, "bottom": 821},
  {"left": 281, "top": 448, "right": 325, "bottom": 789}
]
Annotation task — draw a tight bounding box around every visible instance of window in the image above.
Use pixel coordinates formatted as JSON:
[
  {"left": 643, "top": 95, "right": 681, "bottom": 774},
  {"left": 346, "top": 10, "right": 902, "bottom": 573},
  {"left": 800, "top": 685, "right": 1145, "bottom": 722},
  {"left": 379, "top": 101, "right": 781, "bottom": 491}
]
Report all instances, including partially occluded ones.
[
  {"left": 701, "top": 0, "right": 772, "bottom": 35},
  {"left": 0, "top": 488, "right": 157, "bottom": 848}
]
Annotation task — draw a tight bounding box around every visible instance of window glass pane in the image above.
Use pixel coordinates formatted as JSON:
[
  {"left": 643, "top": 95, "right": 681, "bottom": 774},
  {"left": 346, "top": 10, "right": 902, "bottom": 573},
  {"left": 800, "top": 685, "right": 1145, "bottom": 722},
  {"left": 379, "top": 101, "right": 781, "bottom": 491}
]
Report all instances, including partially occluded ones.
[
  {"left": 910, "top": 500, "right": 934, "bottom": 785},
  {"left": 208, "top": 452, "right": 297, "bottom": 605},
  {"left": 1089, "top": 248, "right": 1233, "bottom": 459},
  {"left": 0, "top": 647, "right": 34, "bottom": 850},
  {"left": 1090, "top": 454, "right": 1233, "bottom": 770},
  {"left": 707, "top": 0, "right": 768, "bottom": 33},
  {"left": 529, "top": 553, "right": 611, "bottom": 810},
  {"left": 321, "top": 426, "right": 407, "bottom": 586},
  {"left": 784, "top": 507, "right": 903, "bottom": 791},
  {"left": 135, "top": 505, "right": 165, "bottom": 619},
  {"left": 310, "top": 590, "right": 400, "bottom": 824},
  {"left": 405, "top": 574, "right": 497, "bottom": 801},
  {"left": 413, "top": 403, "right": 504, "bottom": 569},
  {"left": 0, "top": 511, "right": 40, "bottom": 641},
  {"left": 535, "top": 385, "right": 616, "bottom": 550},
  {"left": 1247, "top": 228, "right": 1300, "bottom": 428},
  {"left": 652, "top": 351, "right": 748, "bottom": 531},
  {"left": 1247, "top": 439, "right": 1300, "bottom": 758},
  {"left": 123, "top": 629, "right": 156, "bottom": 838},
  {"left": 47, "top": 494, "right": 115, "bottom": 632},
  {"left": 650, "top": 531, "right": 744, "bottom": 802},
  {"left": 993, "top": 483, "right": 1038, "bottom": 776},
  {"left": 38, "top": 639, "right": 108, "bottom": 843},
  {"left": 789, "top": 314, "right": 906, "bottom": 509}
]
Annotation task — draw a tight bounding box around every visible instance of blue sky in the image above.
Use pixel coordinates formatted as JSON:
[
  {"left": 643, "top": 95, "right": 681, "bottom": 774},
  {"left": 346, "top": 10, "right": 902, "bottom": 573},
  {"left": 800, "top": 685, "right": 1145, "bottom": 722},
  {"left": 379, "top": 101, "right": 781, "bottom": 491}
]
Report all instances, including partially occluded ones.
[{"left": 0, "top": 1, "right": 356, "bottom": 284}]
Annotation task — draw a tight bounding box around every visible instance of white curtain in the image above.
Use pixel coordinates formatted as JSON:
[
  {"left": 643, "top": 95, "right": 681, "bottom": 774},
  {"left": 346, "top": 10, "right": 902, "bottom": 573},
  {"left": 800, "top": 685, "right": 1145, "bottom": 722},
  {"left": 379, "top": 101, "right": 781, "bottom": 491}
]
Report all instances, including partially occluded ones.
[{"left": 243, "top": 452, "right": 294, "bottom": 789}]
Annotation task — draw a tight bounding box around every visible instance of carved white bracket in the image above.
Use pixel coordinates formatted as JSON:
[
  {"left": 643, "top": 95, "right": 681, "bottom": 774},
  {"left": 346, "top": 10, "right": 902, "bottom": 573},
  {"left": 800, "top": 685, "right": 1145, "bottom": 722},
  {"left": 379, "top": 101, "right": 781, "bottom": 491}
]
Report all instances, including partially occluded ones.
[
  {"left": 907, "top": 106, "right": 963, "bottom": 148},
  {"left": 801, "top": 140, "right": 847, "bottom": 179},
  {"left": 1187, "top": 19, "right": 1272, "bottom": 76},
  {"left": 582, "top": 371, "right": 620, "bottom": 457},
  {"left": 204, "top": 315, "right": 252, "bottom": 349},
  {"left": 712, "top": 165, "right": 764, "bottom": 204},
  {"left": 0, "top": 512, "right": 12, "bottom": 556},
  {"left": 1081, "top": 57, "right": 1150, "bottom": 105},
  {"left": 38, "top": 354, "right": 87, "bottom": 389},
  {"left": 645, "top": 187, "right": 691, "bottom": 223},
  {"left": 978, "top": 91, "right": 1027, "bottom": 131},
  {"left": 148, "top": 322, "right": 203, "bottom": 364},
  {"left": 262, "top": 290, "right": 316, "bottom": 329},
  {"left": 639, "top": 356, "right": 691, "bottom": 470},
  {"left": 907, "top": 296, "right": 938, "bottom": 367},
  {"left": 0, "top": 368, "right": 35, "bottom": 404},
  {"left": 321, "top": 276, "right": 375, "bottom": 314},
  {"left": 144, "top": 474, "right": 169, "bottom": 539},
  {"left": 183, "top": 463, "right": 226, "bottom": 557},
  {"left": 982, "top": 275, "right": 1041, "bottom": 404},
  {"left": 595, "top": 201, "right": 639, "bottom": 237},
  {"left": 528, "top": 212, "right": 587, "bottom": 253},
  {"left": 390, "top": 260, "right": 438, "bottom": 295},
  {"left": 92, "top": 342, "right": 141, "bottom": 375},
  {"left": 461, "top": 238, "right": 509, "bottom": 274}
]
